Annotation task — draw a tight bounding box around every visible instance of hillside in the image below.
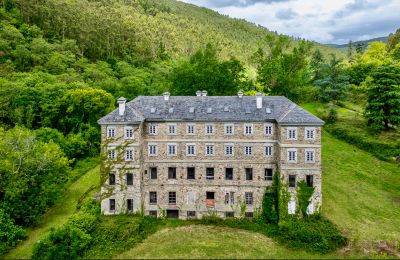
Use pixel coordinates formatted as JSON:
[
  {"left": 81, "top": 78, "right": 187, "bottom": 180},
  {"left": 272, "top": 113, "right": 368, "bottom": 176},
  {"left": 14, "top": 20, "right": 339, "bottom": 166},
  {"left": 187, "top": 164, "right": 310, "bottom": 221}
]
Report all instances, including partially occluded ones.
[
  {"left": 14, "top": 0, "right": 343, "bottom": 64},
  {"left": 326, "top": 36, "right": 388, "bottom": 51}
]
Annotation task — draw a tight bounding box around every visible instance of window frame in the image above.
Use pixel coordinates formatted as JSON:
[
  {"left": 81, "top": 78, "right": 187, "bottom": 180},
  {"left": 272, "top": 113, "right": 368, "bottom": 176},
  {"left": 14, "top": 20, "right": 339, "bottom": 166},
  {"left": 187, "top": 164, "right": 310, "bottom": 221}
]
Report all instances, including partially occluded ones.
[
  {"left": 287, "top": 148, "right": 297, "bottom": 163},
  {"left": 125, "top": 148, "right": 134, "bottom": 161},
  {"left": 167, "top": 123, "right": 177, "bottom": 135},
  {"left": 186, "top": 123, "right": 196, "bottom": 135},
  {"left": 224, "top": 123, "right": 234, "bottom": 135},
  {"left": 289, "top": 175, "right": 296, "bottom": 188},
  {"left": 306, "top": 175, "right": 314, "bottom": 187},
  {"left": 245, "top": 192, "right": 253, "bottom": 205},
  {"left": 244, "top": 124, "right": 254, "bottom": 136},
  {"left": 167, "top": 143, "right": 177, "bottom": 156},
  {"left": 305, "top": 149, "right": 315, "bottom": 163},
  {"left": 225, "top": 168, "right": 233, "bottom": 180},
  {"left": 107, "top": 147, "right": 116, "bottom": 160},
  {"left": 305, "top": 127, "right": 316, "bottom": 140},
  {"left": 107, "top": 126, "right": 116, "bottom": 138},
  {"left": 109, "top": 199, "right": 116, "bottom": 211},
  {"left": 186, "top": 143, "right": 196, "bottom": 156},
  {"left": 148, "top": 124, "right": 157, "bottom": 135},
  {"left": 205, "top": 124, "right": 214, "bottom": 135},
  {"left": 265, "top": 145, "right": 273, "bottom": 157},
  {"left": 124, "top": 126, "right": 134, "bottom": 139},
  {"left": 149, "top": 167, "right": 157, "bottom": 180},
  {"left": 109, "top": 173, "right": 116, "bottom": 185},
  {"left": 264, "top": 168, "right": 273, "bottom": 181},
  {"left": 168, "top": 167, "right": 177, "bottom": 179},
  {"left": 127, "top": 198, "right": 133, "bottom": 211},
  {"left": 205, "top": 144, "right": 215, "bottom": 156},
  {"left": 264, "top": 123, "right": 273, "bottom": 136},
  {"left": 148, "top": 143, "right": 157, "bottom": 156},
  {"left": 126, "top": 173, "right": 133, "bottom": 185},
  {"left": 206, "top": 167, "right": 214, "bottom": 180},
  {"left": 244, "top": 145, "right": 253, "bottom": 156},
  {"left": 287, "top": 127, "right": 298, "bottom": 140},
  {"left": 187, "top": 167, "right": 196, "bottom": 180},
  {"left": 245, "top": 168, "right": 253, "bottom": 180},
  {"left": 149, "top": 191, "right": 157, "bottom": 204},
  {"left": 224, "top": 143, "right": 234, "bottom": 156},
  {"left": 168, "top": 191, "right": 177, "bottom": 205}
]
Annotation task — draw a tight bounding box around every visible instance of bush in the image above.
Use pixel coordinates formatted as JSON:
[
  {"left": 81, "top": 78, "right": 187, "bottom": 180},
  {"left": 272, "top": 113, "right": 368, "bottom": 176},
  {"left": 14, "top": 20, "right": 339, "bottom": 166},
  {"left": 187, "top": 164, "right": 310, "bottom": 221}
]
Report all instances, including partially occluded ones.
[
  {"left": 278, "top": 215, "right": 347, "bottom": 253},
  {"left": 0, "top": 209, "right": 25, "bottom": 255}
]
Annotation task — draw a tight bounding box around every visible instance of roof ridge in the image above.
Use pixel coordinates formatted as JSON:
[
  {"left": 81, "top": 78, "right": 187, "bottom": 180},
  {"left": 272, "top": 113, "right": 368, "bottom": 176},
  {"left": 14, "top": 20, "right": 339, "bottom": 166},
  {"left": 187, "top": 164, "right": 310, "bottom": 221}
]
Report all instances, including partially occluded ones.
[{"left": 277, "top": 103, "right": 296, "bottom": 122}]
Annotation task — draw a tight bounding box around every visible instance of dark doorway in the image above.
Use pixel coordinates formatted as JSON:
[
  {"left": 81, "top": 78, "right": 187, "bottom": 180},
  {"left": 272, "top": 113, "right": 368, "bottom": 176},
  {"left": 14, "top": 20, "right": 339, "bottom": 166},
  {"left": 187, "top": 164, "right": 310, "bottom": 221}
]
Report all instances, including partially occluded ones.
[{"left": 166, "top": 210, "right": 179, "bottom": 219}]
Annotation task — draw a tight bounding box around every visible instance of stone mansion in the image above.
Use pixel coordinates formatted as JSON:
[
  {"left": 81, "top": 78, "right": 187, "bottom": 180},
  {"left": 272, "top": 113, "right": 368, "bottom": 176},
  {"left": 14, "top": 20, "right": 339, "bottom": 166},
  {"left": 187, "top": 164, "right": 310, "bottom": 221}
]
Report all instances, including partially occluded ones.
[{"left": 98, "top": 91, "right": 324, "bottom": 218}]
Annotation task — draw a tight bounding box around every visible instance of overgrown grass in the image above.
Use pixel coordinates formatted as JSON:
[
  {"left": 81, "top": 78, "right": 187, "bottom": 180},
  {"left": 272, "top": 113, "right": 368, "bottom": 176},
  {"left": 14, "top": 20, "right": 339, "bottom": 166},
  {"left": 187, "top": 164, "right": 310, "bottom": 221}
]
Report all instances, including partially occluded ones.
[{"left": 5, "top": 162, "right": 100, "bottom": 259}]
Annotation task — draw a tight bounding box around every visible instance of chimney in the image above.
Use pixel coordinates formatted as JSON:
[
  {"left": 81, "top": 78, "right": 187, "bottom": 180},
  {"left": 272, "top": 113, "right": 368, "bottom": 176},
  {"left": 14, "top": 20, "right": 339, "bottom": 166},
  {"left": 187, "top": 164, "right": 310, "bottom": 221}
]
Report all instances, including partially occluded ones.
[
  {"left": 196, "top": 90, "right": 202, "bottom": 97},
  {"left": 256, "top": 92, "right": 262, "bottom": 109},
  {"left": 117, "top": 97, "right": 126, "bottom": 116},
  {"left": 163, "top": 92, "right": 170, "bottom": 101},
  {"left": 237, "top": 91, "right": 243, "bottom": 98},
  {"left": 202, "top": 90, "right": 208, "bottom": 96}
]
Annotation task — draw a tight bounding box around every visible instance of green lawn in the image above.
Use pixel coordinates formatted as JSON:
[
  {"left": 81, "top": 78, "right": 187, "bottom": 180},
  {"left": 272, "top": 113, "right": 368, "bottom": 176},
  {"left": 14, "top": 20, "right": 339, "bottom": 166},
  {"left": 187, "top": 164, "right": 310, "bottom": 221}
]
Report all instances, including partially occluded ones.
[{"left": 5, "top": 164, "right": 100, "bottom": 259}]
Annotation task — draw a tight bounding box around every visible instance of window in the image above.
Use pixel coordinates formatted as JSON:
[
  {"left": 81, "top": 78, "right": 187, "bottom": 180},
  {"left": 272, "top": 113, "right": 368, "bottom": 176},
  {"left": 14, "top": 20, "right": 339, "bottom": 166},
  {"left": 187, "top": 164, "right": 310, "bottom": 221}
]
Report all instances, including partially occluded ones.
[
  {"left": 186, "top": 144, "right": 196, "bottom": 156},
  {"left": 187, "top": 124, "right": 195, "bottom": 134},
  {"left": 107, "top": 127, "right": 116, "bottom": 138},
  {"left": 187, "top": 191, "right": 197, "bottom": 204},
  {"left": 265, "top": 145, "right": 273, "bottom": 156},
  {"left": 264, "top": 168, "right": 273, "bottom": 181},
  {"left": 224, "top": 192, "right": 235, "bottom": 205},
  {"left": 168, "top": 192, "right": 176, "bottom": 204},
  {"left": 187, "top": 167, "right": 195, "bottom": 180},
  {"left": 109, "top": 173, "right": 116, "bottom": 185},
  {"left": 205, "top": 144, "right": 214, "bottom": 156},
  {"left": 168, "top": 167, "right": 176, "bottom": 179},
  {"left": 305, "top": 149, "right": 315, "bottom": 163},
  {"left": 149, "top": 210, "right": 157, "bottom": 217},
  {"left": 245, "top": 168, "right": 253, "bottom": 180},
  {"left": 168, "top": 124, "right": 176, "bottom": 135},
  {"left": 206, "top": 191, "right": 215, "bottom": 199},
  {"left": 107, "top": 148, "right": 116, "bottom": 159},
  {"left": 167, "top": 144, "right": 177, "bottom": 156},
  {"left": 245, "top": 212, "right": 254, "bottom": 218},
  {"left": 306, "top": 175, "right": 314, "bottom": 187},
  {"left": 125, "top": 127, "right": 134, "bottom": 139},
  {"left": 288, "top": 149, "right": 297, "bottom": 162},
  {"left": 288, "top": 200, "right": 296, "bottom": 214},
  {"left": 245, "top": 192, "right": 253, "bottom": 205},
  {"left": 224, "top": 144, "right": 234, "bottom": 156},
  {"left": 150, "top": 167, "right": 157, "bottom": 179},
  {"left": 264, "top": 124, "right": 273, "bottom": 136},
  {"left": 206, "top": 168, "right": 214, "bottom": 180},
  {"left": 148, "top": 124, "right": 157, "bottom": 135},
  {"left": 225, "top": 212, "right": 234, "bottom": 218},
  {"left": 187, "top": 211, "right": 196, "bottom": 218},
  {"left": 289, "top": 175, "right": 296, "bottom": 187},
  {"left": 244, "top": 124, "right": 253, "bottom": 135},
  {"left": 305, "top": 127, "right": 315, "bottom": 140},
  {"left": 125, "top": 148, "right": 133, "bottom": 161},
  {"left": 127, "top": 199, "right": 133, "bottom": 211},
  {"left": 224, "top": 124, "right": 234, "bottom": 135},
  {"left": 205, "top": 124, "right": 214, "bottom": 135},
  {"left": 244, "top": 146, "right": 253, "bottom": 156},
  {"left": 287, "top": 128, "right": 297, "bottom": 140},
  {"left": 148, "top": 144, "right": 157, "bottom": 156},
  {"left": 126, "top": 173, "right": 133, "bottom": 185},
  {"left": 149, "top": 191, "right": 157, "bottom": 204},
  {"left": 225, "top": 168, "right": 233, "bottom": 180},
  {"left": 109, "top": 199, "right": 115, "bottom": 211}
]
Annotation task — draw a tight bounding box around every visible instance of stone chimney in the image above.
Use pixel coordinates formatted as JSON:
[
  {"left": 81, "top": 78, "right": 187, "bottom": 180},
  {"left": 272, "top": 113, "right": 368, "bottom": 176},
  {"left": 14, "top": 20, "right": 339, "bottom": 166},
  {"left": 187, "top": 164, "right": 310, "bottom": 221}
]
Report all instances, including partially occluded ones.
[
  {"left": 237, "top": 91, "right": 243, "bottom": 98},
  {"left": 256, "top": 92, "right": 262, "bottom": 109},
  {"left": 163, "top": 92, "right": 170, "bottom": 101},
  {"left": 117, "top": 97, "right": 126, "bottom": 116},
  {"left": 202, "top": 90, "right": 208, "bottom": 96},
  {"left": 196, "top": 90, "right": 202, "bottom": 96}
]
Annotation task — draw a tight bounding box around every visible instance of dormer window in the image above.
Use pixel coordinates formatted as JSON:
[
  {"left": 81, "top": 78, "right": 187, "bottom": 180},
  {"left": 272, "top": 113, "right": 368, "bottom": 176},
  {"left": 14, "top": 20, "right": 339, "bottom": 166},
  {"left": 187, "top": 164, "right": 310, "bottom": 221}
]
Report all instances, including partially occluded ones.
[
  {"left": 207, "top": 107, "right": 212, "bottom": 114},
  {"left": 224, "top": 106, "right": 229, "bottom": 112},
  {"left": 150, "top": 107, "right": 156, "bottom": 113},
  {"left": 189, "top": 107, "right": 195, "bottom": 113},
  {"left": 107, "top": 126, "right": 116, "bottom": 138},
  {"left": 169, "top": 107, "right": 174, "bottom": 113}
]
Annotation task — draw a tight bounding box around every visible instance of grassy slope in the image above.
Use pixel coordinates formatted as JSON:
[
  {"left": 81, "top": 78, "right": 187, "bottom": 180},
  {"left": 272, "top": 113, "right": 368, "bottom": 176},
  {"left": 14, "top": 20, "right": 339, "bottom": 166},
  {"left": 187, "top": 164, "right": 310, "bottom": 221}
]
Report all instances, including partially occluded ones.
[
  {"left": 116, "top": 133, "right": 400, "bottom": 258},
  {"left": 5, "top": 164, "right": 100, "bottom": 259}
]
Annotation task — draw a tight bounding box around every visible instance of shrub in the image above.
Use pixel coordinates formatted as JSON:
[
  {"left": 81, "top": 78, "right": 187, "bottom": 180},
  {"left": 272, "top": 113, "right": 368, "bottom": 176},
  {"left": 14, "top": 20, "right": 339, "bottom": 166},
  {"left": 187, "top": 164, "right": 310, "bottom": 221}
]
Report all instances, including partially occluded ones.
[
  {"left": 0, "top": 209, "right": 25, "bottom": 255},
  {"left": 277, "top": 215, "right": 347, "bottom": 253},
  {"left": 296, "top": 181, "right": 315, "bottom": 217}
]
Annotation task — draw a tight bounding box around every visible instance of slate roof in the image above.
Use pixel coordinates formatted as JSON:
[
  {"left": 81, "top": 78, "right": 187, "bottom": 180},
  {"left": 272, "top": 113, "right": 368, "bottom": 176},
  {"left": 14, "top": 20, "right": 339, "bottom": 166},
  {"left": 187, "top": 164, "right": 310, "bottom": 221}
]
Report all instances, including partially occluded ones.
[{"left": 98, "top": 95, "right": 324, "bottom": 125}]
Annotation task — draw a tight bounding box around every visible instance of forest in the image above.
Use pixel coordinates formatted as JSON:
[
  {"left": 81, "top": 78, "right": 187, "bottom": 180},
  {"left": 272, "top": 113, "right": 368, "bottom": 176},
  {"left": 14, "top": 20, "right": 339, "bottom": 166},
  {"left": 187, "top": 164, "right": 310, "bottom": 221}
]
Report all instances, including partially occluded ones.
[{"left": 0, "top": 0, "right": 400, "bottom": 257}]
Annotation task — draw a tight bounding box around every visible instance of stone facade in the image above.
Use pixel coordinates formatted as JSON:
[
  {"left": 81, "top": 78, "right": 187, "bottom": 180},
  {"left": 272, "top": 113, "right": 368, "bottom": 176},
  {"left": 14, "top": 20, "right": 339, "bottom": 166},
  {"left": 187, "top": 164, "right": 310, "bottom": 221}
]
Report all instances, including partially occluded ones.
[{"left": 98, "top": 93, "right": 324, "bottom": 218}]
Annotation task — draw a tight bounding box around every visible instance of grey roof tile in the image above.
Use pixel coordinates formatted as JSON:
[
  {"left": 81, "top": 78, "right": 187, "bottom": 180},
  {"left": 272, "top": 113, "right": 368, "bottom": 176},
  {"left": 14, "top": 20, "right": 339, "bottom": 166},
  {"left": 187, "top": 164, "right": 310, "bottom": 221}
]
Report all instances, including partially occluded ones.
[{"left": 98, "top": 95, "right": 324, "bottom": 125}]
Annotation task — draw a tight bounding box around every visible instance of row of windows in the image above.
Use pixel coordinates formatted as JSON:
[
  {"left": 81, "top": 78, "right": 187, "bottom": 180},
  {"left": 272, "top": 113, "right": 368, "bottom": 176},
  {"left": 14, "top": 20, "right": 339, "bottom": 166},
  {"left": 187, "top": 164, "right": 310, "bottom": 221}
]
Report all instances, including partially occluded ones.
[
  {"left": 147, "top": 143, "right": 274, "bottom": 157},
  {"left": 106, "top": 125, "right": 316, "bottom": 141},
  {"left": 107, "top": 146, "right": 316, "bottom": 163}
]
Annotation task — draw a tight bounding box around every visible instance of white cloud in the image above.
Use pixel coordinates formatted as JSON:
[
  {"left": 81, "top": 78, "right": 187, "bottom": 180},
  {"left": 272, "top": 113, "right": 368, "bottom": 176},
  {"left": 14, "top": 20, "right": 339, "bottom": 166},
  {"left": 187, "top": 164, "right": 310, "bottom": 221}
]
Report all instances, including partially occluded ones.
[{"left": 181, "top": 0, "right": 400, "bottom": 44}]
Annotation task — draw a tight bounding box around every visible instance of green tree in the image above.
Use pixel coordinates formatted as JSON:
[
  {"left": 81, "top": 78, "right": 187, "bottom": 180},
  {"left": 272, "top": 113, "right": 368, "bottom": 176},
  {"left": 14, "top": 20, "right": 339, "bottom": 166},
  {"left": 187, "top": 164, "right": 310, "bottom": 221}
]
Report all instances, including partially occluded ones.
[
  {"left": 365, "top": 64, "right": 400, "bottom": 129},
  {"left": 0, "top": 209, "right": 25, "bottom": 255},
  {"left": 387, "top": 28, "right": 400, "bottom": 51}
]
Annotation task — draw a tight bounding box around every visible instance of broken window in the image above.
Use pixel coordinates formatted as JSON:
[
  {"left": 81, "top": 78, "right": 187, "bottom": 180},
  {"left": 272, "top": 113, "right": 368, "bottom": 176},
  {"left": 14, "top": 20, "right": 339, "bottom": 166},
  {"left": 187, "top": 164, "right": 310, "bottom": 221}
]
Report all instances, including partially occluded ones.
[
  {"left": 264, "top": 168, "right": 273, "bottom": 181},
  {"left": 109, "top": 173, "right": 116, "bottom": 185},
  {"left": 306, "top": 175, "right": 314, "bottom": 187},
  {"left": 289, "top": 175, "right": 296, "bottom": 187},
  {"left": 109, "top": 199, "right": 115, "bottom": 211},
  {"left": 126, "top": 173, "right": 133, "bottom": 185},
  {"left": 206, "top": 168, "right": 214, "bottom": 180},
  {"left": 150, "top": 167, "right": 157, "bottom": 179},
  {"left": 168, "top": 167, "right": 176, "bottom": 179},
  {"left": 245, "top": 168, "right": 253, "bottom": 180},
  {"left": 149, "top": 191, "right": 157, "bottom": 204},
  {"left": 169, "top": 192, "right": 176, "bottom": 204},
  {"left": 127, "top": 199, "right": 133, "bottom": 211},
  {"left": 187, "top": 211, "right": 196, "bottom": 218},
  {"left": 187, "top": 167, "right": 195, "bottom": 179},
  {"left": 245, "top": 192, "right": 253, "bottom": 205},
  {"left": 225, "top": 168, "right": 233, "bottom": 180}
]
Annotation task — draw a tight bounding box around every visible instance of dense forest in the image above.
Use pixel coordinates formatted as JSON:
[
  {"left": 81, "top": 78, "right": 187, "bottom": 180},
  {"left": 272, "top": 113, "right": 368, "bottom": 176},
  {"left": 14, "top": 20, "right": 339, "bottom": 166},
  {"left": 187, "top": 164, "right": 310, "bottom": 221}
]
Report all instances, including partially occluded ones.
[{"left": 0, "top": 0, "right": 400, "bottom": 256}]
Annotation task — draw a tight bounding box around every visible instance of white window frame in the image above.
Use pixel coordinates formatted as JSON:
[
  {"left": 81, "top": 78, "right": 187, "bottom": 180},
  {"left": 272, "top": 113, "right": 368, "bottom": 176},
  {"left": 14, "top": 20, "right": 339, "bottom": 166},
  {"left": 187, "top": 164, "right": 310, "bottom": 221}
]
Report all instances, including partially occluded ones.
[
  {"left": 244, "top": 145, "right": 253, "bottom": 156},
  {"left": 107, "top": 147, "right": 116, "bottom": 159},
  {"left": 124, "top": 126, "right": 134, "bottom": 139},
  {"left": 167, "top": 143, "right": 177, "bottom": 156},
  {"left": 245, "top": 192, "right": 253, "bottom": 205},
  {"left": 205, "top": 124, "right": 214, "bottom": 135},
  {"left": 168, "top": 123, "right": 177, "bottom": 135},
  {"left": 287, "top": 148, "right": 297, "bottom": 163},
  {"left": 224, "top": 123, "right": 234, "bottom": 135},
  {"left": 305, "top": 149, "right": 315, "bottom": 163},
  {"left": 244, "top": 124, "right": 253, "bottom": 136},
  {"left": 148, "top": 124, "right": 157, "bottom": 135},
  {"left": 205, "top": 143, "right": 215, "bottom": 156},
  {"left": 264, "top": 123, "right": 273, "bottom": 136},
  {"left": 125, "top": 148, "right": 134, "bottom": 161},
  {"left": 264, "top": 145, "right": 273, "bottom": 157},
  {"left": 186, "top": 143, "right": 196, "bottom": 156},
  {"left": 224, "top": 143, "right": 234, "bottom": 156},
  {"left": 107, "top": 126, "right": 116, "bottom": 138},
  {"left": 148, "top": 143, "right": 157, "bottom": 156},
  {"left": 287, "top": 127, "right": 297, "bottom": 140},
  {"left": 305, "top": 127, "right": 316, "bottom": 140},
  {"left": 187, "top": 123, "right": 196, "bottom": 135}
]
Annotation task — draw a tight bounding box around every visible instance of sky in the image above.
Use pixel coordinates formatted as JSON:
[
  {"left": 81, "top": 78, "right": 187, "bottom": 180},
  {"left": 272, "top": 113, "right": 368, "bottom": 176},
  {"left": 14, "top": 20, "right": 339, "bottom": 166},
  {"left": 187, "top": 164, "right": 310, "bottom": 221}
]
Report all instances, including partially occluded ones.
[{"left": 180, "top": 0, "right": 400, "bottom": 44}]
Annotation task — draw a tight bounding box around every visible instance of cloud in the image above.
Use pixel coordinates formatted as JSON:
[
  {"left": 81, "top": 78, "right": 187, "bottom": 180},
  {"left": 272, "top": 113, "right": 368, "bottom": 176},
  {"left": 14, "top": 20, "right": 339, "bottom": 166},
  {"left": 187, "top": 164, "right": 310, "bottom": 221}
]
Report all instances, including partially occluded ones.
[{"left": 182, "top": 0, "right": 400, "bottom": 44}]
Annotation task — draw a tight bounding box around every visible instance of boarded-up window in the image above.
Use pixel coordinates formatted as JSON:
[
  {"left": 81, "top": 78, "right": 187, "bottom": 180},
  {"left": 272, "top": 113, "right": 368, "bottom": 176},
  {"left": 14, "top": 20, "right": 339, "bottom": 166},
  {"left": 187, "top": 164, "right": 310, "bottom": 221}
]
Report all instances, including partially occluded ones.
[
  {"left": 307, "top": 201, "right": 314, "bottom": 215},
  {"left": 187, "top": 191, "right": 196, "bottom": 205},
  {"left": 288, "top": 200, "right": 296, "bottom": 214}
]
